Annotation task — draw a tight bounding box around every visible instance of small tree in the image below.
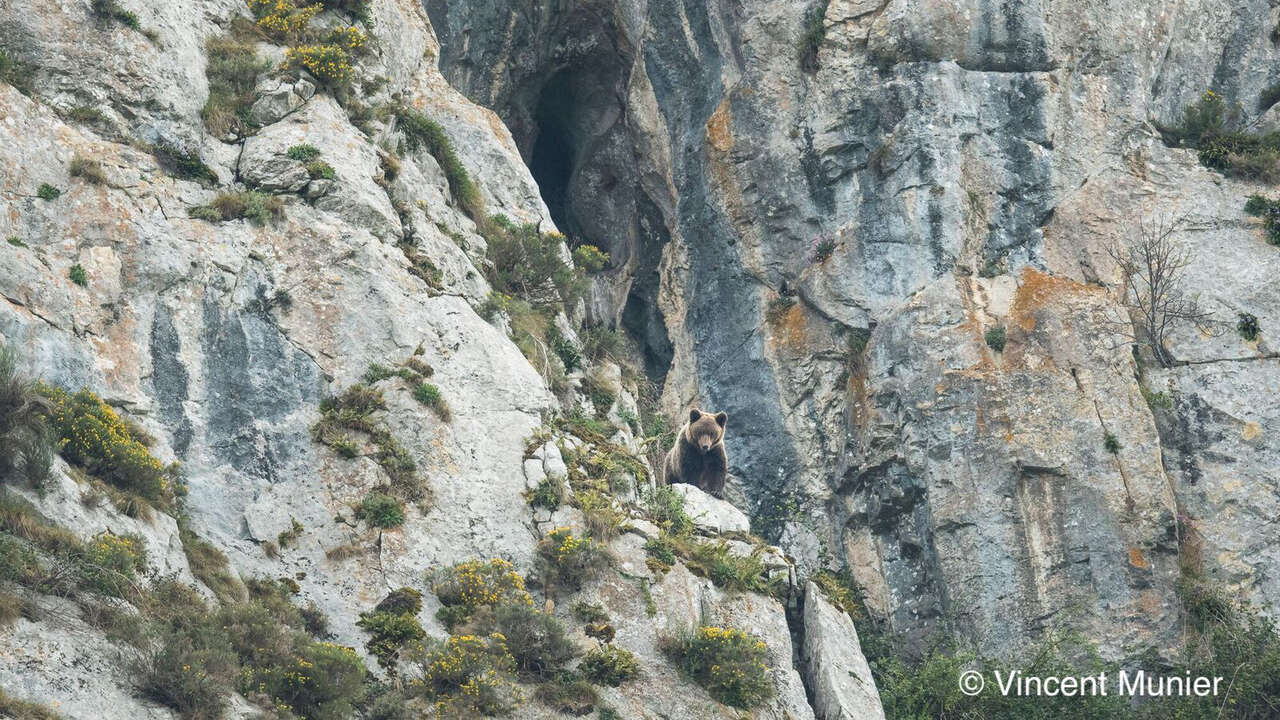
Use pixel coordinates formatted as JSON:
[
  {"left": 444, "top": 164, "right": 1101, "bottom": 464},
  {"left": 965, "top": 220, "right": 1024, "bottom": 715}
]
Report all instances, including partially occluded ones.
[{"left": 1107, "top": 216, "right": 1213, "bottom": 367}]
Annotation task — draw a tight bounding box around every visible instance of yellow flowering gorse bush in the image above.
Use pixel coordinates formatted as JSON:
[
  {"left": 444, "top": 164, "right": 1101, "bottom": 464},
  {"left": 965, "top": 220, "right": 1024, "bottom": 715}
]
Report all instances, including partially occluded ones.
[
  {"left": 39, "top": 384, "right": 175, "bottom": 503},
  {"left": 431, "top": 558, "right": 533, "bottom": 629},
  {"left": 412, "top": 633, "right": 521, "bottom": 717},
  {"left": 671, "top": 626, "right": 773, "bottom": 709}
]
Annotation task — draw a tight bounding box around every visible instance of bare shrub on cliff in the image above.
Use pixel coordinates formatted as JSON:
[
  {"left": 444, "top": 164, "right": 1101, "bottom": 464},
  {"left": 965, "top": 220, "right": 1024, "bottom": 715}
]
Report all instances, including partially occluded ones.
[{"left": 1107, "top": 216, "right": 1213, "bottom": 367}]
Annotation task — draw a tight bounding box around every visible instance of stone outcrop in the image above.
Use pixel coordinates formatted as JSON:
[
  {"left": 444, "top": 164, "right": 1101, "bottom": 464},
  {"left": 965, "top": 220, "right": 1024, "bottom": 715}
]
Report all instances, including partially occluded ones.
[
  {"left": 803, "top": 581, "right": 885, "bottom": 720},
  {"left": 426, "top": 0, "right": 1280, "bottom": 663}
]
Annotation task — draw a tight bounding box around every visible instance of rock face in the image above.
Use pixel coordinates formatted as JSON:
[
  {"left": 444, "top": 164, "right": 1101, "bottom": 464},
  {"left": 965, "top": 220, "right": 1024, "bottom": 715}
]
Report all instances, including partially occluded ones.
[
  {"left": 670, "top": 483, "right": 751, "bottom": 535},
  {"left": 4, "top": 0, "right": 1280, "bottom": 716},
  {"left": 0, "top": 1, "right": 878, "bottom": 718},
  {"left": 803, "top": 581, "right": 885, "bottom": 720},
  {"left": 426, "top": 0, "right": 1280, "bottom": 663}
]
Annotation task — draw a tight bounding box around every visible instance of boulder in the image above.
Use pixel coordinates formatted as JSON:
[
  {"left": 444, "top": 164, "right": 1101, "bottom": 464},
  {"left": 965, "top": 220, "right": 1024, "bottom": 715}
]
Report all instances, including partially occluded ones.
[
  {"left": 802, "top": 581, "right": 885, "bottom": 720},
  {"left": 670, "top": 483, "right": 751, "bottom": 535}
]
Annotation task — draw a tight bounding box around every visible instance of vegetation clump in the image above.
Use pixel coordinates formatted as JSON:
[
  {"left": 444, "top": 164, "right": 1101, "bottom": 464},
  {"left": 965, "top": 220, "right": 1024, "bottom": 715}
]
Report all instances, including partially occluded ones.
[
  {"left": 356, "top": 491, "right": 405, "bottom": 529},
  {"left": 357, "top": 587, "right": 425, "bottom": 670},
  {"left": 395, "top": 106, "right": 481, "bottom": 218},
  {"left": 429, "top": 558, "right": 533, "bottom": 630},
  {"left": 191, "top": 191, "right": 284, "bottom": 226},
  {"left": 536, "top": 527, "right": 609, "bottom": 593},
  {"left": 1238, "top": 312, "right": 1260, "bottom": 341},
  {"left": 1243, "top": 194, "right": 1280, "bottom": 245},
  {"left": 408, "top": 633, "right": 520, "bottom": 717},
  {"left": 666, "top": 626, "right": 772, "bottom": 709},
  {"left": 69, "top": 155, "right": 106, "bottom": 185},
  {"left": 0, "top": 343, "right": 53, "bottom": 489},
  {"left": 91, "top": 0, "right": 142, "bottom": 30},
  {"left": 68, "top": 264, "right": 88, "bottom": 287},
  {"left": 412, "top": 382, "right": 451, "bottom": 421},
  {"left": 36, "top": 184, "right": 60, "bottom": 201},
  {"left": 580, "top": 645, "right": 640, "bottom": 687},
  {"left": 984, "top": 325, "right": 1007, "bottom": 352},
  {"left": 203, "top": 27, "right": 266, "bottom": 137},
  {"left": 39, "top": 385, "right": 178, "bottom": 505},
  {"left": 1164, "top": 90, "right": 1280, "bottom": 182},
  {"left": 311, "top": 383, "right": 427, "bottom": 505},
  {"left": 798, "top": 0, "right": 828, "bottom": 73},
  {"left": 0, "top": 49, "right": 34, "bottom": 96}
]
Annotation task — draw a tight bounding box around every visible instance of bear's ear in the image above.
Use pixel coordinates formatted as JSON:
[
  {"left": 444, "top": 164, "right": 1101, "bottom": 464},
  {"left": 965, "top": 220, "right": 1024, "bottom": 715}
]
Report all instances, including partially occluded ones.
[
  {"left": 714, "top": 411, "right": 727, "bottom": 428},
  {"left": 689, "top": 409, "right": 702, "bottom": 423}
]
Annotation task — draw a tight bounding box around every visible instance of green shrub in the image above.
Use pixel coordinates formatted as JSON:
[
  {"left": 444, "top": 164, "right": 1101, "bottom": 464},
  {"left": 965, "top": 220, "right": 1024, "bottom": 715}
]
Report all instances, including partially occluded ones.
[
  {"left": 645, "top": 485, "right": 693, "bottom": 536},
  {"left": 798, "top": 1, "right": 828, "bottom": 73},
  {"left": 409, "top": 634, "right": 520, "bottom": 717},
  {"left": 194, "top": 191, "right": 284, "bottom": 226},
  {"left": 478, "top": 602, "right": 578, "bottom": 680},
  {"left": 306, "top": 160, "right": 336, "bottom": 179},
  {"left": 6, "top": 237, "right": 25, "bottom": 248},
  {"left": 667, "top": 626, "right": 772, "bottom": 709},
  {"left": 536, "top": 527, "right": 609, "bottom": 593},
  {"left": 680, "top": 538, "right": 779, "bottom": 595},
  {"left": 36, "top": 184, "right": 60, "bottom": 201},
  {"left": 1262, "top": 83, "right": 1280, "bottom": 112},
  {"left": 580, "top": 645, "right": 639, "bottom": 686},
  {"left": 68, "top": 264, "right": 87, "bottom": 287},
  {"left": 572, "top": 244, "right": 609, "bottom": 272},
  {"left": 527, "top": 476, "right": 565, "bottom": 511},
  {"left": 765, "top": 296, "right": 795, "bottom": 324},
  {"left": 80, "top": 532, "right": 146, "bottom": 597},
  {"left": 395, "top": 106, "right": 481, "bottom": 218},
  {"left": 812, "top": 235, "right": 837, "bottom": 262},
  {"left": 151, "top": 141, "right": 216, "bottom": 183},
  {"left": 571, "top": 600, "right": 609, "bottom": 624},
  {"left": 482, "top": 215, "right": 584, "bottom": 308},
  {"left": 202, "top": 29, "right": 265, "bottom": 137},
  {"left": 429, "top": 558, "right": 533, "bottom": 630},
  {"left": 412, "top": 382, "right": 451, "bottom": 421},
  {"left": 533, "top": 672, "right": 597, "bottom": 715},
  {"left": 1238, "top": 312, "right": 1261, "bottom": 341},
  {"left": 138, "top": 578, "right": 367, "bottom": 720},
  {"left": 374, "top": 587, "right": 423, "bottom": 616},
  {"left": 357, "top": 589, "right": 423, "bottom": 670},
  {"left": 1243, "top": 194, "right": 1280, "bottom": 244},
  {"left": 356, "top": 491, "right": 405, "bottom": 528},
  {"left": 91, "top": 0, "right": 142, "bottom": 29},
  {"left": 286, "top": 144, "right": 323, "bottom": 162},
  {"left": 548, "top": 326, "right": 582, "bottom": 372},
  {"left": 811, "top": 570, "right": 865, "bottom": 620},
  {"left": 1104, "top": 432, "right": 1121, "bottom": 454},
  {"left": 69, "top": 155, "right": 106, "bottom": 185},
  {"left": 39, "top": 385, "right": 175, "bottom": 503},
  {"left": 574, "top": 489, "right": 624, "bottom": 543},
  {"left": 984, "top": 325, "right": 1007, "bottom": 351},
  {"left": 1165, "top": 90, "right": 1280, "bottom": 182},
  {"left": 0, "top": 343, "right": 53, "bottom": 489}
]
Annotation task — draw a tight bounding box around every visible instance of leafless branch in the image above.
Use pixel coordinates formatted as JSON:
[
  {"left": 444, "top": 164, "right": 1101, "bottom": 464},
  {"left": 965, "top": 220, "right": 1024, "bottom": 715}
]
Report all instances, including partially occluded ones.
[{"left": 1107, "top": 215, "right": 1214, "bottom": 368}]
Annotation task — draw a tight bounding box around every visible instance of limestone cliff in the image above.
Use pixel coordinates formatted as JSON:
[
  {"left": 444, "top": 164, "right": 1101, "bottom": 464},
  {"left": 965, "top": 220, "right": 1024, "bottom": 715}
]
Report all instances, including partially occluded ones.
[{"left": 1, "top": 0, "right": 1278, "bottom": 718}]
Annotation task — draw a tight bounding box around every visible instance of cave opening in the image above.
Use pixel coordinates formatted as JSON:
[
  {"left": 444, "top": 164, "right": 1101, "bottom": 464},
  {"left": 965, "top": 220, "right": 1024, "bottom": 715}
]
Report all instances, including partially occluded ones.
[
  {"left": 520, "top": 58, "right": 676, "bottom": 387},
  {"left": 529, "top": 71, "right": 578, "bottom": 233}
]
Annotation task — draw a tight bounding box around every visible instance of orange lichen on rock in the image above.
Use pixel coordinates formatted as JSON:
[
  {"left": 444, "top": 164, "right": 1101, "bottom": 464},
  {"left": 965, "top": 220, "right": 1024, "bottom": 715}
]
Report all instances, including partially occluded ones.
[
  {"left": 1008, "top": 268, "right": 1106, "bottom": 333},
  {"left": 706, "top": 98, "right": 733, "bottom": 153}
]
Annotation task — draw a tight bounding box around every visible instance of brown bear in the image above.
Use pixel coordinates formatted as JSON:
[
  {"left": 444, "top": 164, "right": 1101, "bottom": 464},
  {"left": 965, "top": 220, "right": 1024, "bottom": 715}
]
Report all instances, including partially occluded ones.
[{"left": 663, "top": 408, "right": 728, "bottom": 497}]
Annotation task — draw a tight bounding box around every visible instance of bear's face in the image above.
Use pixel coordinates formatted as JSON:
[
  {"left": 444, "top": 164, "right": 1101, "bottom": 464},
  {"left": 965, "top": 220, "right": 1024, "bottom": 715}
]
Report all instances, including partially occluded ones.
[{"left": 685, "top": 409, "right": 727, "bottom": 453}]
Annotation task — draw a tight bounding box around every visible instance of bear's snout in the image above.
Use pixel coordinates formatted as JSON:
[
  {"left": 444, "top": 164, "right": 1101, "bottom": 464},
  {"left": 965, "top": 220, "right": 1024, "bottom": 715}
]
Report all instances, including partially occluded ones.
[{"left": 698, "top": 438, "right": 713, "bottom": 452}]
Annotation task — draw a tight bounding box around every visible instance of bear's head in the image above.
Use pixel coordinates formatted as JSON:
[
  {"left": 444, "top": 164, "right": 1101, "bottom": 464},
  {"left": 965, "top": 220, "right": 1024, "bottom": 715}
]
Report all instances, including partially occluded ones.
[{"left": 685, "top": 409, "right": 727, "bottom": 453}]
